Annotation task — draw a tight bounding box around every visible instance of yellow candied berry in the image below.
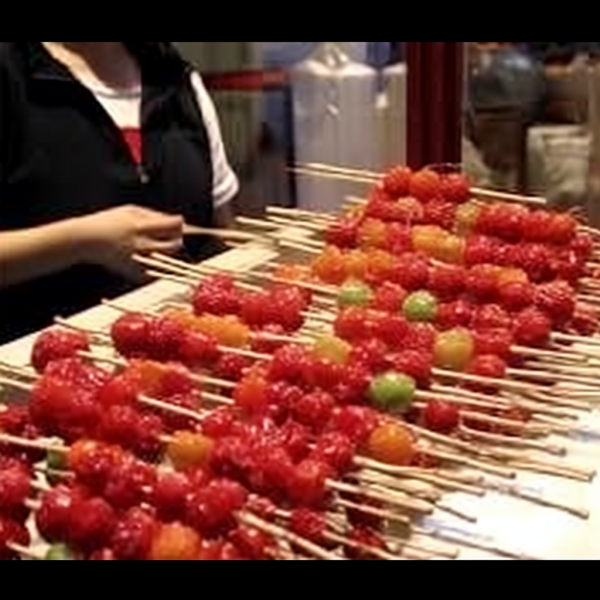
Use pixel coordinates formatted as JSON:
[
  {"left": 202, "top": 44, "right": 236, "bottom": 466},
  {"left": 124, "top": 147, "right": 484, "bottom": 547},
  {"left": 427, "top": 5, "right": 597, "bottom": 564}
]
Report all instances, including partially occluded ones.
[
  {"left": 312, "top": 335, "right": 352, "bottom": 366},
  {"left": 412, "top": 225, "right": 446, "bottom": 256},
  {"left": 454, "top": 201, "right": 482, "bottom": 236},
  {"left": 434, "top": 328, "right": 475, "bottom": 371}
]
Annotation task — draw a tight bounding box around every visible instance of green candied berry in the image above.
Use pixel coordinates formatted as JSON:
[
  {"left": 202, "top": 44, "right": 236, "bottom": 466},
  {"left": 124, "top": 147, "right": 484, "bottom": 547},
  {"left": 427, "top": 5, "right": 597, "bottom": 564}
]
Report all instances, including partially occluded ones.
[
  {"left": 46, "top": 449, "right": 67, "bottom": 472},
  {"left": 369, "top": 372, "right": 416, "bottom": 413},
  {"left": 338, "top": 281, "right": 373, "bottom": 309},
  {"left": 45, "top": 544, "right": 75, "bottom": 561},
  {"left": 403, "top": 291, "right": 438, "bottom": 323}
]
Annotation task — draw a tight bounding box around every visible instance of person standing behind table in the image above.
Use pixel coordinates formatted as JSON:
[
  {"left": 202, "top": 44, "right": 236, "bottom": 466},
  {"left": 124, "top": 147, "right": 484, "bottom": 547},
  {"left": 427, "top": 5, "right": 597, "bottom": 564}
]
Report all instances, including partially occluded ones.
[{"left": 0, "top": 42, "right": 239, "bottom": 344}]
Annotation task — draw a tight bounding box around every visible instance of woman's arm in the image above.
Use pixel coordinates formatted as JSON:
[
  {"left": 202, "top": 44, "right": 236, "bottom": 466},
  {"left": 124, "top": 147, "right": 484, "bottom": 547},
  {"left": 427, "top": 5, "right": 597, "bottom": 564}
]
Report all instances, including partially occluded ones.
[
  {"left": 0, "top": 205, "right": 185, "bottom": 290},
  {"left": 190, "top": 72, "right": 240, "bottom": 228},
  {"left": 0, "top": 218, "right": 89, "bottom": 288}
]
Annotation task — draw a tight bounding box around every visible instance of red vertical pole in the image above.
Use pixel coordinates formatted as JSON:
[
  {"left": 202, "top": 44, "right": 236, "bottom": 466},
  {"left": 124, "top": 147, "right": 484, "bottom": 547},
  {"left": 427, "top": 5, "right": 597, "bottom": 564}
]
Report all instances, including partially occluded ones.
[{"left": 405, "top": 42, "right": 465, "bottom": 169}]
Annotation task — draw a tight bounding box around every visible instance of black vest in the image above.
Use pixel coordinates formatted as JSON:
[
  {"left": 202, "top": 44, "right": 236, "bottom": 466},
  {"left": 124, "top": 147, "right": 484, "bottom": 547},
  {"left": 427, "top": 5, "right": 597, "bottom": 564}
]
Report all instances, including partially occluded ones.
[{"left": 0, "top": 42, "right": 224, "bottom": 344}]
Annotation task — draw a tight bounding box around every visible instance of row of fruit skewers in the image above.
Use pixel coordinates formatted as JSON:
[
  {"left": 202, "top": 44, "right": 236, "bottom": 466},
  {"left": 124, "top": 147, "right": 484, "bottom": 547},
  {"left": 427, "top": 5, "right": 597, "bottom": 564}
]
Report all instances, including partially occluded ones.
[{"left": 1, "top": 163, "right": 600, "bottom": 559}]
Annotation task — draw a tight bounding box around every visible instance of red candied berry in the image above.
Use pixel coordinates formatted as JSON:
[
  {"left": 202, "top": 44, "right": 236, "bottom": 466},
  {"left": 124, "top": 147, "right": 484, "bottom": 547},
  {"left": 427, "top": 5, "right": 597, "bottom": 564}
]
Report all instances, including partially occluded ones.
[
  {"left": 513, "top": 307, "right": 553, "bottom": 348},
  {"left": 96, "top": 374, "right": 139, "bottom": 410},
  {"left": 0, "top": 518, "right": 31, "bottom": 560},
  {"left": 276, "top": 420, "right": 312, "bottom": 463},
  {"left": 436, "top": 299, "right": 475, "bottom": 331},
  {"left": 335, "top": 362, "right": 372, "bottom": 405},
  {"left": 334, "top": 308, "right": 374, "bottom": 342},
  {"left": 328, "top": 406, "right": 381, "bottom": 447},
  {"left": 287, "top": 459, "right": 333, "bottom": 509},
  {"left": 311, "top": 432, "right": 356, "bottom": 477},
  {"left": 385, "top": 223, "right": 413, "bottom": 254},
  {"left": 371, "top": 314, "right": 410, "bottom": 349},
  {"left": 240, "top": 291, "right": 271, "bottom": 329},
  {"left": 476, "top": 203, "right": 527, "bottom": 243},
  {"left": 534, "top": 281, "right": 577, "bottom": 327},
  {"left": 571, "top": 232, "right": 594, "bottom": 260},
  {"left": 473, "top": 328, "right": 514, "bottom": 361},
  {"left": 146, "top": 317, "right": 187, "bottom": 362},
  {"left": 423, "top": 199, "right": 457, "bottom": 230},
  {"left": 344, "top": 495, "right": 385, "bottom": 531},
  {"left": 350, "top": 338, "right": 390, "bottom": 372},
  {"left": 371, "top": 282, "right": 408, "bottom": 314},
  {"left": 522, "top": 210, "right": 554, "bottom": 243},
  {"left": 31, "top": 328, "right": 91, "bottom": 374},
  {"left": 111, "top": 313, "right": 153, "bottom": 358},
  {"left": 44, "top": 357, "right": 110, "bottom": 393},
  {"left": 268, "top": 345, "right": 311, "bottom": 385},
  {"left": 229, "top": 526, "right": 277, "bottom": 561},
  {"left": 292, "top": 391, "right": 336, "bottom": 433},
  {"left": 268, "top": 287, "right": 307, "bottom": 332},
  {"left": 192, "top": 278, "right": 241, "bottom": 317},
  {"left": 345, "top": 527, "right": 388, "bottom": 560},
  {"left": 409, "top": 168, "right": 442, "bottom": 202},
  {"left": 302, "top": 358, "right": 344, "bottom": 392},
  {"left": 151, "top": 471, "right": 194, "bottom": 522},
  {"left": 390, "top": 350, "right": 433, "bottom": 389},
  {"left": 440, "top": 172, "right": 471, "bottom": 204},
  {"left": 111, "top": 507, "right": 158, "bottom": 561},
  {"left": 428, "top": 265, "right": 466, "bottom": 301},
  {"left": 0, "top": 406, "right": 30, "bottom": 436},
  {"left": 178, "top": 331, "right": 222, "bottom": 369},
  {"left": 498, "top": 282, "right": 535, "bottom": 312},
  {"left": 185, "top": 479, "right": 248, "bottom": 538},
  {"left": 0, "top": 465, "right": 31, "bottom": 511},
  {"left": 213, "top": 353, "right": 253, "bottom": 383},
  {"left": 89, "top": 548, "right": 117, "bottom": 561},
  {"left": 68, "top": 496, "right": 117, "bottom": 552},
  {"left": 251, "top": 324, "right": 288, "bottom": 355},
  {"left": 383, "top": 166, "right": 413, "bottom": 198},
  {"left": 154, "top": 391, "right": 202, "bottom": 433},
  {"left": 325, "top": 219, "right": 360, "bottom": 249},
  {"left": 472, "top": 304, "right": 511, "bottom": 332},
  {"left": 390, "top": 254, "right": 430, "bottom": 291},
  {"left": 403, "top": 323, "right": 437, "bottom": 352},
  {"left": 465, "top": 265, "right": 499, "bottom": 303},
  {"left": 200, "top": 408, "right": 240, "bottom": 439},
  {"left": 468, "top": 355, "right": 508, "bottom": 383},
  {"left": 423, "top": 401, "right": 460, "bottom": 434},
  {"left": 289, "top": 509, "right": 337, "bottom": 550},
  {"left": 103, "top": 459, "right": 156, "bottom": 511}
]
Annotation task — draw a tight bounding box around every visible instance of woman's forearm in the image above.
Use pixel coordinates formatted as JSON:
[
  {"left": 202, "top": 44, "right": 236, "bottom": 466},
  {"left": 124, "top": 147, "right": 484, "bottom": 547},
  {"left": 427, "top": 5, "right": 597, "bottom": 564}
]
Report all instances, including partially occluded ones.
[{"left": 0, "top": 218, "right": 89, "bottom": 289}]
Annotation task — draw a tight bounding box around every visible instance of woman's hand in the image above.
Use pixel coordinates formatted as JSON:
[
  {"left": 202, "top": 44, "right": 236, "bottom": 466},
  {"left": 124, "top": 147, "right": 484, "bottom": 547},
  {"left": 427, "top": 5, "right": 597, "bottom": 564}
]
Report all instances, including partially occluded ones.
[{"left": 77, "top": 205, "right": 184, "bottom": 281}]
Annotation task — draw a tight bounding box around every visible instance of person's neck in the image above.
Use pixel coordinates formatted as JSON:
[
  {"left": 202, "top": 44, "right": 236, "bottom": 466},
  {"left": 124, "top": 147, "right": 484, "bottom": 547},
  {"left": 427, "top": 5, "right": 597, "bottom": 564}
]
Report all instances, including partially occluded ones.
[{"left": 42, "top": 42, "right": 139, "bottom": 89}]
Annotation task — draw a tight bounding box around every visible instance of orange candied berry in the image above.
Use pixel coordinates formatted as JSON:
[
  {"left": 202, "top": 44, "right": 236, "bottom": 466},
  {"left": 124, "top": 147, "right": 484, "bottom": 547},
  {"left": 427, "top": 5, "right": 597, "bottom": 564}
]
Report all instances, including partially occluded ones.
[
  {"left": 497, "top": 267, "right": 529, "bottom": 286},
  {"left": 149, "top": 523, "right": 202, "bottom": 561},
  {"left": 167, "top": 431, "right": 215, "bottom": 472},
  {"left": 217, "top": 316, "right": 251, "bottom": 349},
  {"left": 439, "top": 234, "right": 466, "bottom": 265},
  {"left": 162, "top": 308, "right": 199, "bottom": 330},
  {"left": 233, "top": 374, "right": 268, "bottom": 414},
  {"left": 358, "top": 218, "right": 389, "bottom": 250},
  {"left": 364, "top": 250, "right": 398, "bottom": 286},
  {"left": 123, "top": 359, "right": 168, "bottom": 398},
  {"left": 367, "top": 422, "right": 416, "bottom": 466},
  {"left": 344, "top": 250, "right": 369, "bottom": 281},
  {"left": 272, "top": 263, "right": 313, "bottom": 284},
  {"left": 311, "top": 246, "right": 348, "bottom": 286}
]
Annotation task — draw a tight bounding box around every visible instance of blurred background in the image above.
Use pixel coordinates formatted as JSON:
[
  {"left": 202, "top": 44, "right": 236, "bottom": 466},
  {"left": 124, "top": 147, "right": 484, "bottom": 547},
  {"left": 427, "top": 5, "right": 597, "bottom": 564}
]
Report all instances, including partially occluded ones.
[{"left": 173, "top": 42, "right": 600, "bottom": 225}]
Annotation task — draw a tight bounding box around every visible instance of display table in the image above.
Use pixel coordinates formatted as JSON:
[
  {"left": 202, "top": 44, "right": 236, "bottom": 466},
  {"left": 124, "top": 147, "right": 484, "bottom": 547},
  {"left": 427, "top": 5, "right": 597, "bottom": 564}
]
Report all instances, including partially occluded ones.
[{"left": 2, "top": 241, "right": 600, "bottom": 561}]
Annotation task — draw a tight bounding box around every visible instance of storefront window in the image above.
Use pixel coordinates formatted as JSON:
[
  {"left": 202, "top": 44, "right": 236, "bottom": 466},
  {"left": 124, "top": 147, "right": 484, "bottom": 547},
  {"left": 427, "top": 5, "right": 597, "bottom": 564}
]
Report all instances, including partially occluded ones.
[{"left": 464, "top": 42, "right": 600, "bottom": 224}]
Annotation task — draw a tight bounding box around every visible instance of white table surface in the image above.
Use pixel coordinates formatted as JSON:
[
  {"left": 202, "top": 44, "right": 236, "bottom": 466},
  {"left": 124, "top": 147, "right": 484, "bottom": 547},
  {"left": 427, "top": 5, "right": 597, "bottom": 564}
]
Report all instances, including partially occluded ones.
[{"left": 2, "top": 242, "right": 600, "bottom": 561}]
